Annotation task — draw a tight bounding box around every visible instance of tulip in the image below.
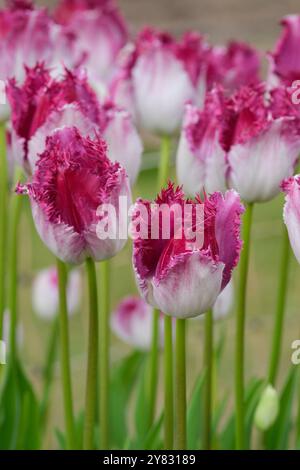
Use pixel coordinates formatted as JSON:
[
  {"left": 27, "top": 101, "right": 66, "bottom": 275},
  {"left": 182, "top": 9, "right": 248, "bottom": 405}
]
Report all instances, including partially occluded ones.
[
  {"left": 17, "top": 126, "right": 131, "bottom": 265},
  {"left": 32, "top": 267, "right": 81, "bottom": 320},
  {"left": 225, "top": 83, "right": 300, "bottom": 203},
  {"left": 206, "top": 41, "right": 261, "bottom": 94},
  {"left": 0, "top": 1, "right": 53, "bottom": 87},
  {"left": 254, "top": 385, "right": 279, "bottom": 432},
  {"left": 101, "top": 103, "right": 143, "bottom": 185},
  {"left": 269, "top": 15, "right": 300, "bottom": 84},
  {"left": 282, "top": 175, "right": 300, "bottom": 264},
  {"left": 132, "top": 182, "right": 243, "bottom": 319},
  {"left": 7, "top": 65, "right": 142, "bottom": 183},
  {"left": 53, "top": 0, "right": 127, "bottom": 85},
  {"left": 176, "top": 89, "right": 227, "bottom": 197},
  {"left": 111, "top": 296, "right": 164, "bottom": 350},
  {"left": 111, "top": 28, "right": 208, "bottom": 135}
]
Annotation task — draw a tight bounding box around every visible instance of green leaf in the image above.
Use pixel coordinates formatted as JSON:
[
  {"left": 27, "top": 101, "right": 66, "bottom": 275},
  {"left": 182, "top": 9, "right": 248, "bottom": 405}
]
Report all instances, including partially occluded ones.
[
  {"left": 0, "top": 360, "right": 41, "bottom": 449},
  {"left": 109, "top": 351, "right": 145, "bottom": 448},
  {"left": 187, "top": 372, "right": 205, "bottom": 449},
  {"left": 264, "top": 367, "right": 297, "bottom": 450},
  {"left": 220, "top": 377, "right": 264, "bottom": 449}
]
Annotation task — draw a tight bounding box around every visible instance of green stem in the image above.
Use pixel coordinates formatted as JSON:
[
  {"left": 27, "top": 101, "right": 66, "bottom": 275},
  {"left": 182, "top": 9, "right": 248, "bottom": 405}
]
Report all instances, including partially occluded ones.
[
  {"left": 235, "top": 202, "right": 254, "bottom": 450},
  {"left": 40, "top": 316, "right": 59, "bottom": 431},
  {"left": 147, "top": 135, "right": 172, "bottom": 430},
  {"left": 164, "top": 315, "right": 173, "bottom": 449},
  {"left": 57, "top": 258, "right": 76, "bottom": 450},
  {"left": 8, "top": 170, "right": 23, "bottom": 363},
  {"left": 296, "top": 368, "right": 300, "bottom": 448},
  {"left": 0, "top": 121, "right": 7, "bottom": 340},
  {"left": 158, "top": 135, "right": 172, "bottom": 188},
  {"left": 203, "top": 309, "right": 213, "bottom": 450},
  {"left": 84, "top": 258, "right": 99, "bottom": 450},
  {"left": 267, "top": 226, "right": 290, "bottom": 386},
  {"left": 148, "top": 308, "right": 159, "bottom": 426},
  {"left": 175, "top": 318, "right": 186, "bottom": 449},
  {"left": 99, "top": 259, "right": 110, "bottom": 449}
]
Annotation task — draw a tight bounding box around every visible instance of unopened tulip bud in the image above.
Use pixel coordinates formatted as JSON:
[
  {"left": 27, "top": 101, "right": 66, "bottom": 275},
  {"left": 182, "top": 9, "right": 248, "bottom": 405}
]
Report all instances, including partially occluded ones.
[
  {"left": 254, "top": 385, "right": 279, "bottom": 431},
  {"left": 32, "top": 267, "right": 81, "bottom": 320}
]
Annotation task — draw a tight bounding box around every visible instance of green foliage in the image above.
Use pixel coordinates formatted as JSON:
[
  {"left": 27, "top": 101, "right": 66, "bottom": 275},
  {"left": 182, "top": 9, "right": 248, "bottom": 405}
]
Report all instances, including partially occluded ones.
[{"left": 0, "top": 360, "right": 40, "bottom": 449}]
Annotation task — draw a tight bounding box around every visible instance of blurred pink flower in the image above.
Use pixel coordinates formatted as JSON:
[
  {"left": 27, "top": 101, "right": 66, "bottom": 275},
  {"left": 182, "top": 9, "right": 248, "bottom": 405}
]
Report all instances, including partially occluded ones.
[
  {"left": 111, "top": 28, "right": 208, "bottom": 135},
  {"left": 53, "top": 0, "right": 127, "bottom": 85},
  {"left": 176, "top": 89, "right": 227, "bottom": 196},
  {"left": 282, "top": 176, "right": 300, "bottom": 264},
  {"left": 224, "top": 83, "right": 300, "bottom": 202},
  {"left": 206, "top": 41, "right": 261, "bottom": 94},
  {"left": 132, "top": 183, "right": 243, "bottom": 318},
  {"left": 7, "top": 65, "right": 142, "bottom": 182},
  {"left": 269, "top": 15, "right": 300, "bottom": 85},
  {"left": 32, "top": 266, "right": 81, "bottom": 320},
  {"left": 212, "top": 278, "right": 234, "bottom": 321},
  {"left": 111, "top": 296, "right": 164, "bottom": 350},
  {"left": 17, "top": 127, "right": 131, "bottom": 264}
]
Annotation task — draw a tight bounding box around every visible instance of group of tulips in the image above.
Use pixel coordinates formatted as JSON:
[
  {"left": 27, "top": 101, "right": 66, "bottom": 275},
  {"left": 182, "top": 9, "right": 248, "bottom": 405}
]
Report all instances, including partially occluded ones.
[{"left": 1, "top": 0, "right": 300, "bottom": 450}]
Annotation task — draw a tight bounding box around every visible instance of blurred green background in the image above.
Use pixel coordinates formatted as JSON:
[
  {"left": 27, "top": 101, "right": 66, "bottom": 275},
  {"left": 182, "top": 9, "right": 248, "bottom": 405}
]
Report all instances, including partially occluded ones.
[{"left": 2, "top": 0, "right": 300, "bottom": 448}]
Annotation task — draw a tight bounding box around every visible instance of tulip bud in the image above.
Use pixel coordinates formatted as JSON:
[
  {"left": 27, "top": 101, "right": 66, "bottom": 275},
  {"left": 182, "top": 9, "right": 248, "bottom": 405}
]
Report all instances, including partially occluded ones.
[
  {"left": 111, "top": 296, "right": 164, "bottom": 350},
  {"left": 254, "top": 385, "right": 279, "bottom": 431},
  {"left": 282, "top": 175, "right": 300, "bottom": 264},
  {"left": 32, "top": 267, "right": 81, "bottom": 320}
]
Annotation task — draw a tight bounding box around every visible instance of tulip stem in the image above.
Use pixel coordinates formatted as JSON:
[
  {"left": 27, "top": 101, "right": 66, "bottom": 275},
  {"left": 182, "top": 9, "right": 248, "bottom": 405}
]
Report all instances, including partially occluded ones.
[
  {"left": 175, "top": 318, "right": 186, "bottom": 449},
  {"left": 148, "top": 135, "right": 172, "bottom": 430},
  {"left": 99, "top": 259, "right": 110, "bottom": 449},
  {"left": 40, "top": 316, "right": 59, "bottom": 431},
  {"left": 267, "top": 225, "right": 290, "bottom": 386},
  {"left": 235, "top": 202, "right": 253, "bottom": 450},
  {"left": 164, "top": 315, "right": 174, "bottom": 449},
  {"left": 203, "top": 309, "right": 213, "bottom": 450},
  {"left": 158, "top": 135, "right": 172, "bottom": 188},
  {"left": 57, "top": 258, "right": 76, "bottom": 450},
  {"left": 8, "top": 169, "right": 23, "bottom": 364},
  {"left": 0, "top": 121, "right": 7, "bottom": 341},
  {"left": 83, "top": 258, "right": 99, "bottom": 450},
  {"left": 148, "top": 308, "right": 160, "bottom": 426}
]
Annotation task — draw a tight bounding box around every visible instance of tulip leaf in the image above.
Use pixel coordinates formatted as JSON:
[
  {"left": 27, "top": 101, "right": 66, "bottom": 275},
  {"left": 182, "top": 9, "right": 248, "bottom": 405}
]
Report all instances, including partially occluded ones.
[
  {"left": 187, "top": 372, "right": 205, "bottom": 449},
  {"left": 0, "top": 360, "right": 40, "bottom": 450},
  {"left": 264, "top": 367, "right": 297, "bottom": 450},
  {"left": 220, "top": 377, "right": 264, "bottom": 449},
  {"left": 109, "top": 351, "right": 145, "bottom": 448}
]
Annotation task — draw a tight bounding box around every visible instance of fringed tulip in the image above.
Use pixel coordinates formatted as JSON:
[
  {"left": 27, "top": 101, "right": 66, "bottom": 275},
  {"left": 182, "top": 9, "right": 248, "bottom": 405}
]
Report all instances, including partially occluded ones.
[
  {"left": 225, "top": 83, "right": 300, "bottom": 202},
  {"left": 111, "top": 296, "right": 163, "bottom": 350},
  {"left": 111, "top": 28, "right": 208, "bottom": 135},
  {"left": 17, "top": 127, "right": 131, "bottom": 264},
  {"left": 282, "top": 175, "right": 300, "bottom": 264},
  {"left": 176, "top": 89, "right": 227, "bottom": 196},
  {"left": 7, "top": 65, "right": 142, "bottom": 183},
  {"left": 206, "top": 41, "right": 261, "bottom": 94},
  {"left": 53, "top": 0, "right": 127, "bottom": 85},
  {"left": 32, "top": 267, "right": 81, "bottom": 320},
  {"left": 0, "top": 1, "right": 53, "bottom": 83},
  {"left": 269, "top": 15, "right": 300, "bottom": 84},
  {"left": 132, "top": 183, "right": 243, "bottom": 318}
]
